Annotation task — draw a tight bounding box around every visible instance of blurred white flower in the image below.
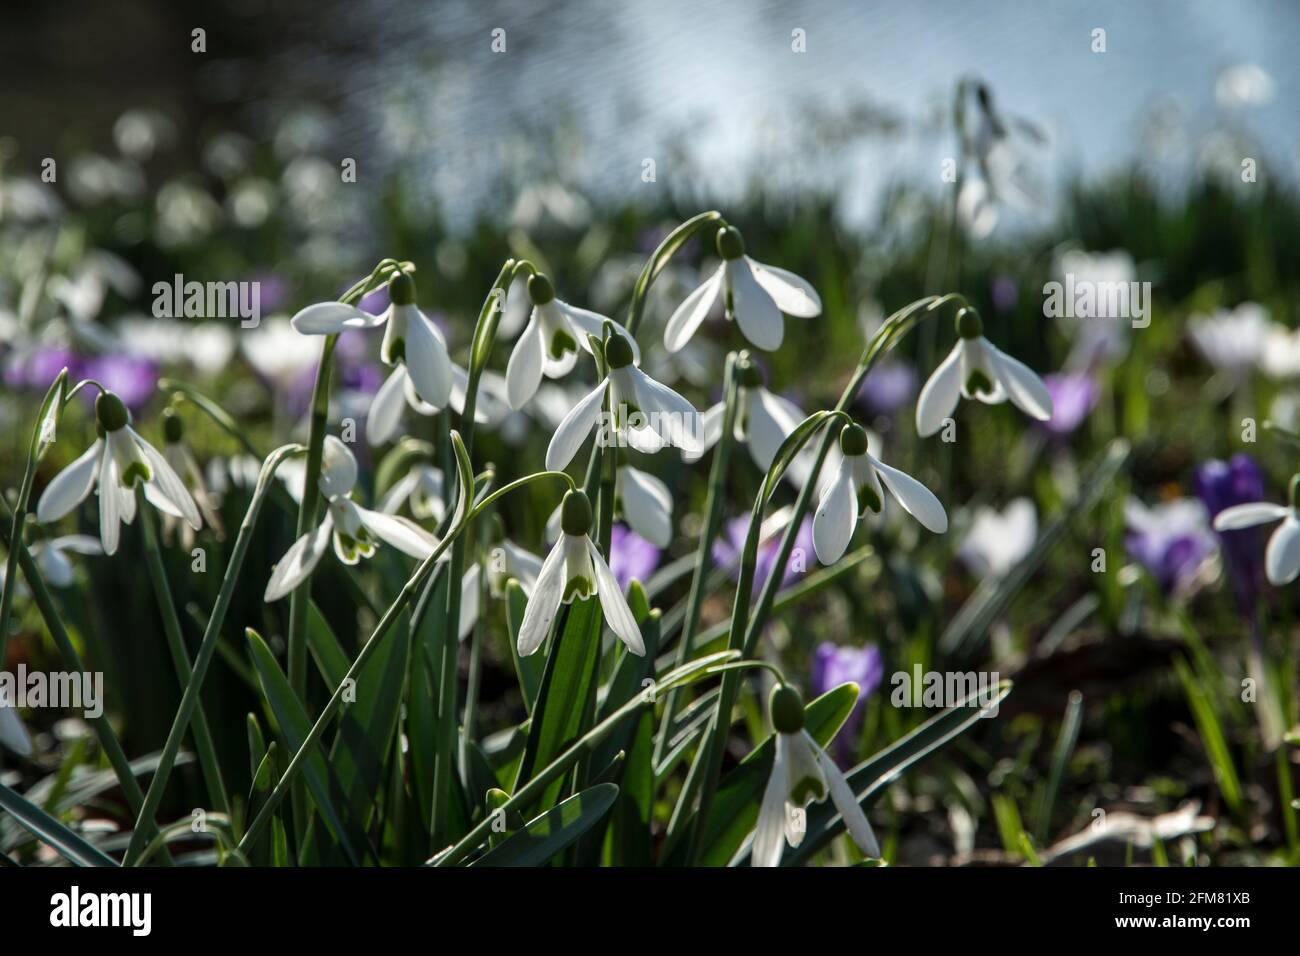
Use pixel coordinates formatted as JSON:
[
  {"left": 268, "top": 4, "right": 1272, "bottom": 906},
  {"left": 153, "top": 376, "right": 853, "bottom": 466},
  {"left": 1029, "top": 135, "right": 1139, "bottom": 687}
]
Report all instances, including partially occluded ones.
[
  {"left": 1215, "top": 64, "right": 1274, "bottom": 109},
  {"left": 616, "top": 465, "right": 674, "bottom": 549},
  {"left": 30, "top": 534, "right": 103, "bottom": 588},
  {"left": 1053, "top": 247, "right": 1137, "bottom": 368},
  {"left": 241, "top": 317, "right": 320, "bottom": 387},
  {"left": 959, "top": 498, "right": 1037, "bottom": 578},
  {"left": 957, "top": 83, "right": 1049, "bottom": 239},
  {"left": 117, "top": 318, "right": 236, "bottom": 376},
  {"left": 1187, "top": 303, "right": 1268, "bottom": 382}
]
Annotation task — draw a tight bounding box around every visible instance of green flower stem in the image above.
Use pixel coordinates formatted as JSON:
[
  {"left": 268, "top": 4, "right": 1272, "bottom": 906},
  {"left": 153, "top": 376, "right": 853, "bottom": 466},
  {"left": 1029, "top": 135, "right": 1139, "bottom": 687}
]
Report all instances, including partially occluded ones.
[
  {"left": 0, "top": 496, "right": 172, "bottom": 864},
  {"left": 122, "top": 445, "right": 303, "bottom": 866},
  {"left": 430, "top": 648, "right": 739, "bottom": 867},
  {"left": 237, "top": 452, "right": 569, "bottom": 856},
  {"left": 0, "top": 369, "right": 67, "bottom": 667},
  {"left": 135, "top": 485, "right": 231, "bottom": 821},
  {"left": 431, "top": 260, "right": 513, "bottom": 847},
  {"left": 625, "top": 211, "right": 724, "bottom": 338},
  {"left": 653, "top": 352, "right": 741, "bottom": 766}
]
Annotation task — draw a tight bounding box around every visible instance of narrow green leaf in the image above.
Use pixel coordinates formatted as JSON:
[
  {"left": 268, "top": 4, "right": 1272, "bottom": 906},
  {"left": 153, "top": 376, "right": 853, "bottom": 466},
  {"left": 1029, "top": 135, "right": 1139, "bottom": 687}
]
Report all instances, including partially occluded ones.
[
  {"left": 0, "top": 781, "right": 117, "bottom": 867},
  {"left": 470, "top": 784, "right": 620, "bottom": 867}
]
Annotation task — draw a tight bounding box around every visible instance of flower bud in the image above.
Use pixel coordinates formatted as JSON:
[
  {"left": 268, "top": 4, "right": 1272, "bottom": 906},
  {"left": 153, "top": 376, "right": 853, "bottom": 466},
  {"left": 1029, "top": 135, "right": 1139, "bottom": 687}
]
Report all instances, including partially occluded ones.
[
  {"left": 95, "top": 391, "right": 130, "bottom": 432},
  {"left": 716, "top": 226, "right": 745, "bottom": 261},
  {"left": 560, "top": 489, "right": 593, "bottom": 537},
  {"left": 604, "top": 330, "right": 635, "bottom": 370},
  {"left": 736, "top": 357, "right": 764, "bottom": 389},
  {"left": 389, "top": 270, "right": 416, "bottom": 306},
  {"left": 839, "top": 422, "right": 869, "bottom": 457},
  {"left": 769, "top": 683, "right": 806, "bottom": 734},
  {"left": 163, "top": 408, "right": 184, "bottom": 444},
  {"left": 527, "top": 273, "right": 555, "bottom": 305},
  {"left": 956, "top": 307, "right": 984, "bottom": 340}
]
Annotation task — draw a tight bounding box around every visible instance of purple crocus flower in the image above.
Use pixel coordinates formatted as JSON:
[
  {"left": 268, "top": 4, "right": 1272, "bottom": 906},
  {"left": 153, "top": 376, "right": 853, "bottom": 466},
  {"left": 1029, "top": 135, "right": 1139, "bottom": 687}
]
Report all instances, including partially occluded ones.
[
  {"left": 1124, "top": 497, "right": 1218, "bottom": 594},
  {"left": 991, "top": 275, "right": 1018, "bottom": 314},
  {"left": 1040, "top": 372, "right": 1098, "bottom": 436},
  {"left": 609, "top": 523, "right": 660, "bottom": 591},
  {"left": 1194, "top": 454, "right": 1265, "bottom": 613},
  {"left": 713, "top": 514, "right": 815, "bottom": 596},
  {"left": 859, "top": 361, "right": 918, "bottom": 418},
  {"left": 811, "top": 642, "right": 884, "bottom": 766},
  {"left": 80, "top": 354, "right": 158, "bottom": 413},
  {"left": 5, "top": 345, "right": 78, "bottom": 391}
]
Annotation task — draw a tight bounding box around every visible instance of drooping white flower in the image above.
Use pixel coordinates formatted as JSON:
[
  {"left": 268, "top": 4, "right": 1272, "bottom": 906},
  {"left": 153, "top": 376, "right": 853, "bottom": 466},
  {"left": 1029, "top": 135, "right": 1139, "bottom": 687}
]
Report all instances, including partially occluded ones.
[
  {"left": 379, "top": 463, "right": 446, "bottom": 522},
  {"left": 515, "top": 490, "right": 643, "bottom": 657},
  {"left": 752, "top": 684, "right": 879, "bottom": 867},
  {"left": 34, "top": 391, "right": 201, "bottom": 555},
  {"left": 160, "top": 408, "right": 224, "bottom": 547},
  {"left": 545, "top": 329, "right": 701, "bottom": 472},
  {"left": 1214, "top": 485, "right": 1300, "bottom": 585},
  {"left": 505, "top": 272, "right": 626, "bottom": 410},
  {"left": 264, "top": 436, "right": 439, "bottom": 602},
  {"left": 368, "top": 358, "right": 511, "bottom": 446},
  {"left": 664, "top": 226, "right": 820, "bottom": 354},
  {"left": 292, "top": 270, "right": 453, "bottom": 412},
  {"left": 916, "top": 308, "right": 1052, "bottom": 437},
  {"left": 812, "top": 423, "right": 947, "bottom": 564},
  {"left": 457, "top": 539, "right": 545, "bottom": 640},
  {"left": 0, "top": 687, "right": 32, "bottom": 757},
  {"left": 957, "top": 83, "right": 1049, "bottom": 239},
  {"left": 959, "top": 497, "right": 1037, "bottom": 579},
  {"left": 30, "top": 534, "right": 103, "bottom": 588},
  {"left": 1187, "top": 303, "right": 1269, "bottom": 383},
  {"left": 686, "top": 361, "right": 809, "bottom": 486},
  {"left": 615, "top": 465, "right": 674, "bottom": 549}
]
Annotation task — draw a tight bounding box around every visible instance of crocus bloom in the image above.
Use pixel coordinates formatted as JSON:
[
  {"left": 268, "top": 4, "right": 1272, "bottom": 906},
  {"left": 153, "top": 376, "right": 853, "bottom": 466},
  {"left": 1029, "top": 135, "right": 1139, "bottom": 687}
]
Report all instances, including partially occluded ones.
[
  {"left": 753, "top": 684, "right": 879, "bottom": 867},
  {"left": 959, "top": 498, "right": 1037, "bottom": 579},
  {"left": 80, "top": 354, "right": 158, "bottom": 414},
  {"left": 545, "top": 329, "right": 700, "bottom": 471},
  {"left": 515, "top": 490, "right": 643, "bottom": 657},
  {"left": 1212, "top": 476, "right": 1300, "bottom": 585},
  {"left": 811, "top": 642, "right": 883, "bottom": 765},
  {"left": 35, "top": 390, "right": 201, "bottom": 555},
  {"left": 813, "top": 423, "right": 947, "bottom": 564},
  {"left": 859, "top": 360, "right": 917, "bottom": 418},
  {"left": 609, "top": 523, "right": 661, "bottom": 591},
  {"left": 1187, "top": 303, "right": 1268, "bottom": 384},
  {"left": 916, "top": 308, "right": 1052, "bottom": 437},
  {"left": 264, "top": 436, "right": 439, "bottom": 601},
  {"left": 1194, "top": 455, "right": 1265, "bottom": 607},
  {"left": 687, "top": 362, "right": 809, "bottom": 486},
  {"left": 1125, "top": 497, "right": 1218, "bottom": 593},
  {"left": 292, "top": 270, "right": 453, "bottom": 412},
  {"left": 664, "top": 226, "right": 820, "bottom": 353},
  {"left": 30, "top": 534, "right": 103, "bottom": 587},
  {"left": 713, "top": 509, "right": 815, "bottom": 597},
  {"left": 615, "top": 465, "right": 673, "bottom": 548},
  {"left": 505, "top": 272, "right": 621, "bottom": 410},
  {"left": 1040, "top": 372, "right": 1098, "bottom": 436}
]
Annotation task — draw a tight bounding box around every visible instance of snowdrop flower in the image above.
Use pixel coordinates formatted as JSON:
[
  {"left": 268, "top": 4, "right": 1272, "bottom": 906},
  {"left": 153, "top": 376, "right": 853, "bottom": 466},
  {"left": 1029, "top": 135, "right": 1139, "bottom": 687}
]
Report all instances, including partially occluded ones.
[
  {"left": 264, "top": 436, "right": 439, "bottom": 602},
  {"left": 379, "top": 462, "right": 446, "bottom": 521},
  {"left": 957, "top": 83, "right": 1048, "bottom": 239},
  {"left": 687, "top": 361, "right": 809, "bottom": 485},
  {"left": 506, "top": 273, "right": 621, "bottom": 410},
  {"left": 545, "top": 329, "right": 701, "bottom": 472},
  {"left": 664, "top": 226, "right": 820, "bottom": 353},
  {"left": 292, "top": 270, "right": 453, "bottom": 412},
  {"left": 457, "top": 539, "right": 546, "bottom": 640},
  {"left": 959, "top": 498, "right": 1037, "bottom": 579},
  {"left": 368, "top": 358, "right": 511, "bottom": 445},
  {"left": 813, "top": 423, "right": 947, "bottom": 564},
  {"left": 1258, "top": 323, "right": 1300, "bottom": 380},
  {"left": 616, "top": 465, "right": 673, "bottom": 548},
  {"left": 1187, "top": 303, "right": 1268, "bottom": 383},
  {"left": 916, "top": 308, "right": 1052, "bottom": 437},
  {"left": 1212, "top": 477, "right": 1300, "bottom": 585},
  {"left": 753, "top": 684, "right": 879, "bottom": 867},
  {"left": 160, "top": 409, "right": 224, "bottom": 544},
  {"left": 35, "top": 391, "right": 201, "bottom": 555},
  {"left": 0, "top": 689, "right": 32, "bottom": 757},
  {"left": 30, "top": 535, "right": 103, "bottom": 587},
  {"left": 515, "top": 490, "right": 643, "bottom": 657}
]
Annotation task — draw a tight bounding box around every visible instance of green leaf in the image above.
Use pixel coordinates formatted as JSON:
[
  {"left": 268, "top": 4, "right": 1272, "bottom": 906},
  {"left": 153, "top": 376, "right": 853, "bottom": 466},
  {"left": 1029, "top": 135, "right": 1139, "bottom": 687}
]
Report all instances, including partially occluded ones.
[
  {"left": 0, "top": 781, "right": 117, "bottom": 867},
  {"left": 692, "top": 682, "right": 861, "bottom": 866},
  {"left": 504, "top": 579, "right": 544, "bottom": 714},
  {"left": 470, "top": 784, "right": 620, "bottom": 867}
]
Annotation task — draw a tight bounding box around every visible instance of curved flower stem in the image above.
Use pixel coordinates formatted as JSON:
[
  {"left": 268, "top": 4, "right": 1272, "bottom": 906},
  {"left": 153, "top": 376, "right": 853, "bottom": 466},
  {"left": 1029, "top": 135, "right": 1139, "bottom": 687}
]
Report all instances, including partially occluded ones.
[
  {"left": 0, "top": 368, "right": 67, "bottom": 667},
  {"left": 122, "top": 445, "right": 303, "bottom": 866},
  {"left": 653, "top": 352, "right": 741, "bottom": 765},
  {"left": 0, "top": 495, "right": 173, "bottom": 864},
  {"left": 237, "top": 451, "right": 567, "bottom": 856},
  {"left": 625, "top": 211, "right": 725, "bottom": 338},
  {"left": 135, "top": 485, "right": 231, "bottom": 821},
  {"left": 431, "top": 259, "right": 514, "bottom": 848}
]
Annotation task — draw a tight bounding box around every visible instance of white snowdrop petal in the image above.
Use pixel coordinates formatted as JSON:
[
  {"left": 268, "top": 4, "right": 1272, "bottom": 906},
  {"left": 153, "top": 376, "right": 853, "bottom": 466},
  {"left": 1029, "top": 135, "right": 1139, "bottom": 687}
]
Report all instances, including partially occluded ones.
[
  {"left": 749, "top": 259, "right": 822, "bottom": 317},
  {"left": 682, "top": 401, "right": 725, "bottom": 463},
  {"left": 459, "top": 563, "right": 480, "bottom": 641},
  {"left": 290, "top": 301, "right": 381, "bottom": 335},
  {"left": 989, "top": 342, "right": 1053, "bottom": 421},
  {"left": 562, "top": 302, "right": 640, "bottom": 363},
  {"left": 629, "top": 366, "right": 702, "bottom": 454},
  {"left": 617, "top": 466, "right": 673, "bottom": 548},
  {"left": 98, "top": 449, "right": 122, "bottom": 556},
  {"left": 727, "top": 258, "right": 784, "bottom": 351},
  {"left": 367, "top": 365, "right": 409, "bottom": 445},
  {"left": 545, "top": 382, "right": 608, "bottom": 472},
  {"left": 319, "top": 435, "right": 359, "bottom": 499},
  {"left": 665, "top": 265, "right": 723, "bottom": 353},
  {"left": 49, "top": 534, "right": 103, "bottom": 555},
  {"left": 516, "top": 540, "right": 567, "bottom": 656},
  {"left": 264, "top": 517, "right": 334, "bottom": 602},
  {"left": 1265, "top": 517, "right": 1300, "bottom": 585},
  {"left": 134, "top": 431, "right": 201, "bottom": 529},
  {"left": 356, "top": 506, "right": 438, "bottom": 559},
  {"left": 814, "top": 737, "right": 880, "bottom": 858},
  {"left": 404, "top": 308, "right": 454, "bottom": 410},
  {"left": 752, "top": 736, "right": 790, "bottom": 868},
  {"left": 588, "top": 539, "right": 645, "bottom": 655},
  {"left": 960, "top": 338, "right": 1007, "bottom": 404},
  {"left": 1213, "top": 502, "right": 1288, "bottom": 531},
  {"left": 872, "top": 455, "right": 948, "bottom": 533},
  {"left": 506, "top": 315, "right": 546, "bottom": 409},
  {"left": 37, "top": 546, "right": 75, "bottom": 588},
  {"left": 36, "top": 439, "right": 102, "bottom": 523},
  {"left": 916, "top": 343, "right": 963, "bottom": 437},
  {"left": 813, "top": 459, "right": 857, "bottom": 565},
  {"left": 747, "top": 388, "right": 805, "bottom": 474}
]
